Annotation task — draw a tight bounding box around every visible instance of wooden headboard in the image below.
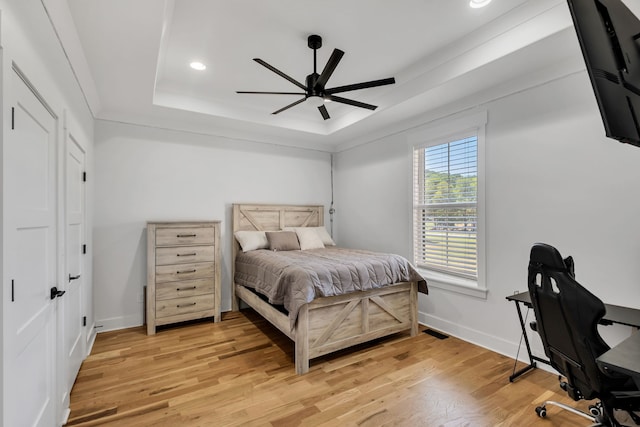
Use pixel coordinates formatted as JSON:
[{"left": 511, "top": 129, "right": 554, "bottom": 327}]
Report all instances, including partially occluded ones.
[
  {"left": 233, "top": 204, "right": 324, "bottom": 233},
  {"left": 231, "top": 203, "right": 324, "bottom": 310}
]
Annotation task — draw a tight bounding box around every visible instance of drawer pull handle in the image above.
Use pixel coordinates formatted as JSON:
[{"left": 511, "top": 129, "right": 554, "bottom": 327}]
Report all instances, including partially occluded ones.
[
  {"left": 177, "top": 253, "right": 197, "bottom": 257},
  {"left": 177, "top": 302, "right": 196, "bottom": 308},
  {"left": 177, "top": 234, "right": 197, "bottom": 238},
  {"left": 177, "top": 286, "right": 197, "bottom": 291},
  {"left": 177, "top": 269, "right": 196, "bottom": 274}
]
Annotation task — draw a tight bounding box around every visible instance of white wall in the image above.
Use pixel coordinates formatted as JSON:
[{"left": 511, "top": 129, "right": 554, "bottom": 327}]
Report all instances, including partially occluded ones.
[
  {"left": 334, "top": 70, "right": 640, "bottom": 363},
  {"left": 93, "top": 120, "right": 332, "bottom": 330}
]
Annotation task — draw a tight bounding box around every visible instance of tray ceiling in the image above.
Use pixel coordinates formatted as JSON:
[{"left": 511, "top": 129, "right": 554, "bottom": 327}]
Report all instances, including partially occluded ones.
[{"left": 63, "top": 0, "right": 589, "bottom": 150}]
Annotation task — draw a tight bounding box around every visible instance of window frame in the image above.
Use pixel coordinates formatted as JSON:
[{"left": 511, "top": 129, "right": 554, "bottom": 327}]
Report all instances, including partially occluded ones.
[
  {"left": 414, "top": 135, "right": 478, "bottom": 278},
  {"left": 408, "top": 111, "right": 487, "bottom": 299}
]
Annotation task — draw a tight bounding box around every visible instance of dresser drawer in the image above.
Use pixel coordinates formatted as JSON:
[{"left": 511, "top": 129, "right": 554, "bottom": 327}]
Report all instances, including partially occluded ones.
[
  {"left": 156, "top": 245, "right": 215, "bottom": 266},
  {"left": 156, "top": 227, "right": 215, "bottom": 246},
  {"left": 155, "top": 262, "right": 214, "bottom": 283},
  {"left": 155, "top": 294, "right": 214, "bottom": 318},
  {"left": 156, "top": 278, "right": 213, "bottom": 301}
]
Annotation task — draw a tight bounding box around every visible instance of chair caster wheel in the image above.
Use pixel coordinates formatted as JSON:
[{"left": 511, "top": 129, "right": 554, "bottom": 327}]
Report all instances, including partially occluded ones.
[
  {"left": 588, "top": 404, "right": 601, "bottom": 417},
  {"left": 536, "top": 406, "right": 547, "bottom": 418}
]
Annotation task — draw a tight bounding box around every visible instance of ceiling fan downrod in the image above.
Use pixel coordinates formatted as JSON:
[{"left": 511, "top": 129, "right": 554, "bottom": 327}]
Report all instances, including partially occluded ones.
[
  {"left": 307, "top": 35, "right": 322, "bottom": 97},
  {"left": 308, "top": 34, "right": 322, "bottom": 76}
]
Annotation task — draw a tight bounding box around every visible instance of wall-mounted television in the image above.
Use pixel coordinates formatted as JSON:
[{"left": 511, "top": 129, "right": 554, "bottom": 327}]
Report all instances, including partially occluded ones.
[{"left": 567, "top": 0, "right": 640, "bottom": 147}]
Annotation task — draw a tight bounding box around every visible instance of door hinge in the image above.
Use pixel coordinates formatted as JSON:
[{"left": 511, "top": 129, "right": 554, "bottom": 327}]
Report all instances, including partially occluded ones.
[
  {"left": 83, "top": 316, "right": 87, "bottom": 327},
  {"left": 11, "top": 279, "right": 15, "bottom": 302},
  {"left": 82, "top": 244, "right": 87, "bottom": 254},
  {"left": 11, "top": 107, "right": 15, "bottom": 130},
  {"left": 82, "top": 172, "right": 87, "bottom": 182}
]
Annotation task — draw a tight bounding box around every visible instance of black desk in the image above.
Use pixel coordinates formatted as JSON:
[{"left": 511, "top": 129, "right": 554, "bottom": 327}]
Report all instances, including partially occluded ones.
[
  {"left": 597, "top": 332, "right": 640, "bottom": 389},
  {"left": 506, "top": 291, "right": 640, "bottom": 382}
]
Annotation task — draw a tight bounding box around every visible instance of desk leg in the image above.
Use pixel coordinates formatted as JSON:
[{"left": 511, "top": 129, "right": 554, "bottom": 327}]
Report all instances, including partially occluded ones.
[{"left": 509, "top": 301, "right": 550, "bottom": 382}]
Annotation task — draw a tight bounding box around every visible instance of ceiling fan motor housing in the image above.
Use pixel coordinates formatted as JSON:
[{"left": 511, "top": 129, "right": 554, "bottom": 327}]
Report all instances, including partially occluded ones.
[{"left": 306, "top": 73, "right": 321, "bottom": 97}]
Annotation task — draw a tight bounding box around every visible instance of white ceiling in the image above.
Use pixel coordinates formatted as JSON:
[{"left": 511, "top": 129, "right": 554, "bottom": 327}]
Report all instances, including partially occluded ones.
[{"left": 61, "top": 0, "right": 592, "bottom": 150}]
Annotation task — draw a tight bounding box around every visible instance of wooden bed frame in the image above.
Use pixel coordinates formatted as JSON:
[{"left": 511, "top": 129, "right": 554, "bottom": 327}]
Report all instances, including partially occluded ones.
[{"left": 232, "top": 203, "right": 418, "bottom": 374}]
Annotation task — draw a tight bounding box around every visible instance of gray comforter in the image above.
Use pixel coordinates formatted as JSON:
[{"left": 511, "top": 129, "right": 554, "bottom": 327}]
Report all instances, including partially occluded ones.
[{"left": 234, "top": 247, "right": 427, "bottom": 329}]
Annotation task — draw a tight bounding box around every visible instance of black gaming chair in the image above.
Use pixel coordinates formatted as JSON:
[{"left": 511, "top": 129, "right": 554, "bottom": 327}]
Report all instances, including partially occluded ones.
[{"left": 527, "top": 243, "right": 640, "bottom": 426}]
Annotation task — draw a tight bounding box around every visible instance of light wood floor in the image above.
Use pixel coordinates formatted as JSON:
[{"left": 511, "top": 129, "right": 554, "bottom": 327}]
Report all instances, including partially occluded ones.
[{"left": 67, "top": 310, "right": 593, "bottom": 426}]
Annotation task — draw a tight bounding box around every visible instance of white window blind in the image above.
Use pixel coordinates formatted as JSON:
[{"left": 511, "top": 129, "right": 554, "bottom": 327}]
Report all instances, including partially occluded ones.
[{"left": 413, "top": 136, "right": 478, "bottom": 278}]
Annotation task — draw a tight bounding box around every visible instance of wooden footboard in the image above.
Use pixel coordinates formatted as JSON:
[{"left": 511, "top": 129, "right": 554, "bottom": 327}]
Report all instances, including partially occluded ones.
[
  {"left": 237, "top": 281, "right": 418, "bottom": 374},
  {"left": 296, "top": 281, "right": 418, "bottom": 374}
]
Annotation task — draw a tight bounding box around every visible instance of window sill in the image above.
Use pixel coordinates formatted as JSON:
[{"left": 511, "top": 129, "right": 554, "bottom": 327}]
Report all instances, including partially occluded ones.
[{"left": 418, "top": 268, "right": 488, "bottom": 299}]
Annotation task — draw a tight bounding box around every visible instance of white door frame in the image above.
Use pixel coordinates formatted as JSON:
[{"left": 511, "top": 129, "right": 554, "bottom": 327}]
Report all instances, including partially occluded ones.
[{"left": 58, "top": 112, "right": 88, "bottom": 422}]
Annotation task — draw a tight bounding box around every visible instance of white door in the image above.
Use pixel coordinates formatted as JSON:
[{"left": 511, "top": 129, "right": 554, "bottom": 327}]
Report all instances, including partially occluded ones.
[
  {"left": 5, "top": 70, "right": 58, "bottom": 426},
  {"left": 62, "top": 133, "right": 86, "bottom": 411}
]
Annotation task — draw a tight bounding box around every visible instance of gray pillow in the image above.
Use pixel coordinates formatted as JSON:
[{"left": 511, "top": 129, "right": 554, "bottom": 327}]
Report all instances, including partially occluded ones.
[{"left": 266, "top": 231, "right": 300, "bottom": 251}]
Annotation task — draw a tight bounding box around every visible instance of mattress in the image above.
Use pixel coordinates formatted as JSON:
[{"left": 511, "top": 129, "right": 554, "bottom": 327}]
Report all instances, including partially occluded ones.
[{"left": 234, "top": 247, "right": 427, "bottom": 327}]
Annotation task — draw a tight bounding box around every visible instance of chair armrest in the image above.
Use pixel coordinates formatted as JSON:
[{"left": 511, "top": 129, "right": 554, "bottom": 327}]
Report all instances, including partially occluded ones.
[
  {"left": 611, "top": 390, "right": 640, "bottom": 400},
  {"left": 611, "top": 389, "right": 640, "bottom": 410}
]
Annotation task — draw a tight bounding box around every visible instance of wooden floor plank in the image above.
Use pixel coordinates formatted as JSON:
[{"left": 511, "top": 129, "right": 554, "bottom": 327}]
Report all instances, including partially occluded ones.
[{"left": 68, "top": 310, "right": 592, "bottom": 426}]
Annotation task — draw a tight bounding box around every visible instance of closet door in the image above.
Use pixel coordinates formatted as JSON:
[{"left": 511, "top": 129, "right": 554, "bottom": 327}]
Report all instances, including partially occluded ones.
[
  {"left": 62, "top": 132, "right": 86, "bottom": 408},
  {"left": 5, "top": 69, "right": 58, "bottom": 426}
]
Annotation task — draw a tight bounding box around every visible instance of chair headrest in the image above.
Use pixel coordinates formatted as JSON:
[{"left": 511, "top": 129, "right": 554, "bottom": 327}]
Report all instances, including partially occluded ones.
[{"left": 530, "top": 242, "right": 570, "bottom": 271}]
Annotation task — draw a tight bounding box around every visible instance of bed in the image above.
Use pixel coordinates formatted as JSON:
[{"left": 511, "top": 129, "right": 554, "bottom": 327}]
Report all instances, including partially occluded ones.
[{"left": 232, "top": 203, "right": 427, "bottom": 374}]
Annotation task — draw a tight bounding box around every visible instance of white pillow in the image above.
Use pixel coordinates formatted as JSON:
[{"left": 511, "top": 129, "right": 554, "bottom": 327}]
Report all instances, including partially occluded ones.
[
  {"left": 283, "top": 226, "right": 336, "bottom": 246},
  {"left": 311, "top": 226, "right": 336, "bottom": 246},
  {"left": 234, "top": 230, "right": 268, "bottom": 252},
  {"left": 294, "top": 227, "right": 325, "bottom": 250}
]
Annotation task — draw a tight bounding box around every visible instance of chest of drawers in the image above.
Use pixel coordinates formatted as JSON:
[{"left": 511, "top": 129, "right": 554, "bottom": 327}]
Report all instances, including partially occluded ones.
[{"left": 146, "top": 221, "right": 221, "bottom": 335}]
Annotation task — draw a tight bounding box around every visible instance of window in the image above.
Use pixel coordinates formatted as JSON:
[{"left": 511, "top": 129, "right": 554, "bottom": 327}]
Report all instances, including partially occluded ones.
[
  {"left": 409, "top": 110, "right": 486, "bottom": 297},
  {"left": 413, "top": 136, "right": 478, "bottom": 278}
]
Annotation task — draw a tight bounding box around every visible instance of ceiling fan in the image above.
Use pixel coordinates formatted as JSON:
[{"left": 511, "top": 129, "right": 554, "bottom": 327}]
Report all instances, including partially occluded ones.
[{"left": 237, "top": 34, "right": 396, "bottom": 120}]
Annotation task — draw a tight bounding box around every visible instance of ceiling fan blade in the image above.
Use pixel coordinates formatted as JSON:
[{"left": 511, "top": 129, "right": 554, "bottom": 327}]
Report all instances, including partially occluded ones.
[
  {"left": 327, "top": 95, "right": 377, "bottom": 110},
  {"left": 253, "top": 58, "right": 307, "bottom": 91},
  {"left": 237, "top": 91, "right": 306, "bottom": 95},
  {"left": 326, "top": 77, "right": 395, "bottom": 95},
  {"left": 318, "top": 104, "right": 330, "bottom": 120},
  {"left": 314, "top": 49, "right": 344, "bottom": 90},
  {"left": 272, "top": 97, "right": 306, "bottom": 115}
]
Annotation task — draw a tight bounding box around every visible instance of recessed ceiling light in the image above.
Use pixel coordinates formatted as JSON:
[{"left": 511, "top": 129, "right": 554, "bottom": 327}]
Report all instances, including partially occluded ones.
[
  {"left": 470, "top": 0, "right": 492, "bottom": 8},
  {"left": 190, "top": 62, "right": 206, "bottom": 71}
]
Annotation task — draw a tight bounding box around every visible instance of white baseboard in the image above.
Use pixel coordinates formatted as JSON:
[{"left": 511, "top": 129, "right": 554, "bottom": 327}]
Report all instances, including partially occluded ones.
[
  {"left": 95, "top": 313, "right": 143, "bottom": 333},
  {"left": 418, "top": 310, "right": 557, "bottom": 375},
  {"left": 85, "top": 322, "right": 98, "bottom": 356},
  {"left": 59, "top": 407, "right": 70, "bottom": 427}
]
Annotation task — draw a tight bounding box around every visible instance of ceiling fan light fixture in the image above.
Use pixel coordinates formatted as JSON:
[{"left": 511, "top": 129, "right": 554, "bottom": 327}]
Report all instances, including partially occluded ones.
[
  {"left": 306, "top": 95, "right": 326, "bottom": 108},
  {"left": 469, "top": 0, "right": 492, "bottom": 8},
  {"left": 190, "top": 61, "right": 206, "bottom": 71}
]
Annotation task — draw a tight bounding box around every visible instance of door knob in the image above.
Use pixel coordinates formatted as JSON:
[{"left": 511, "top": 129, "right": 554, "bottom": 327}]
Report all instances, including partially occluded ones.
[
  {"left": 50, "top": 287, "right": 66, "bottom": 300},
  {"left": 68, "top": 274, "right": 81, "bottom": 282}
]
